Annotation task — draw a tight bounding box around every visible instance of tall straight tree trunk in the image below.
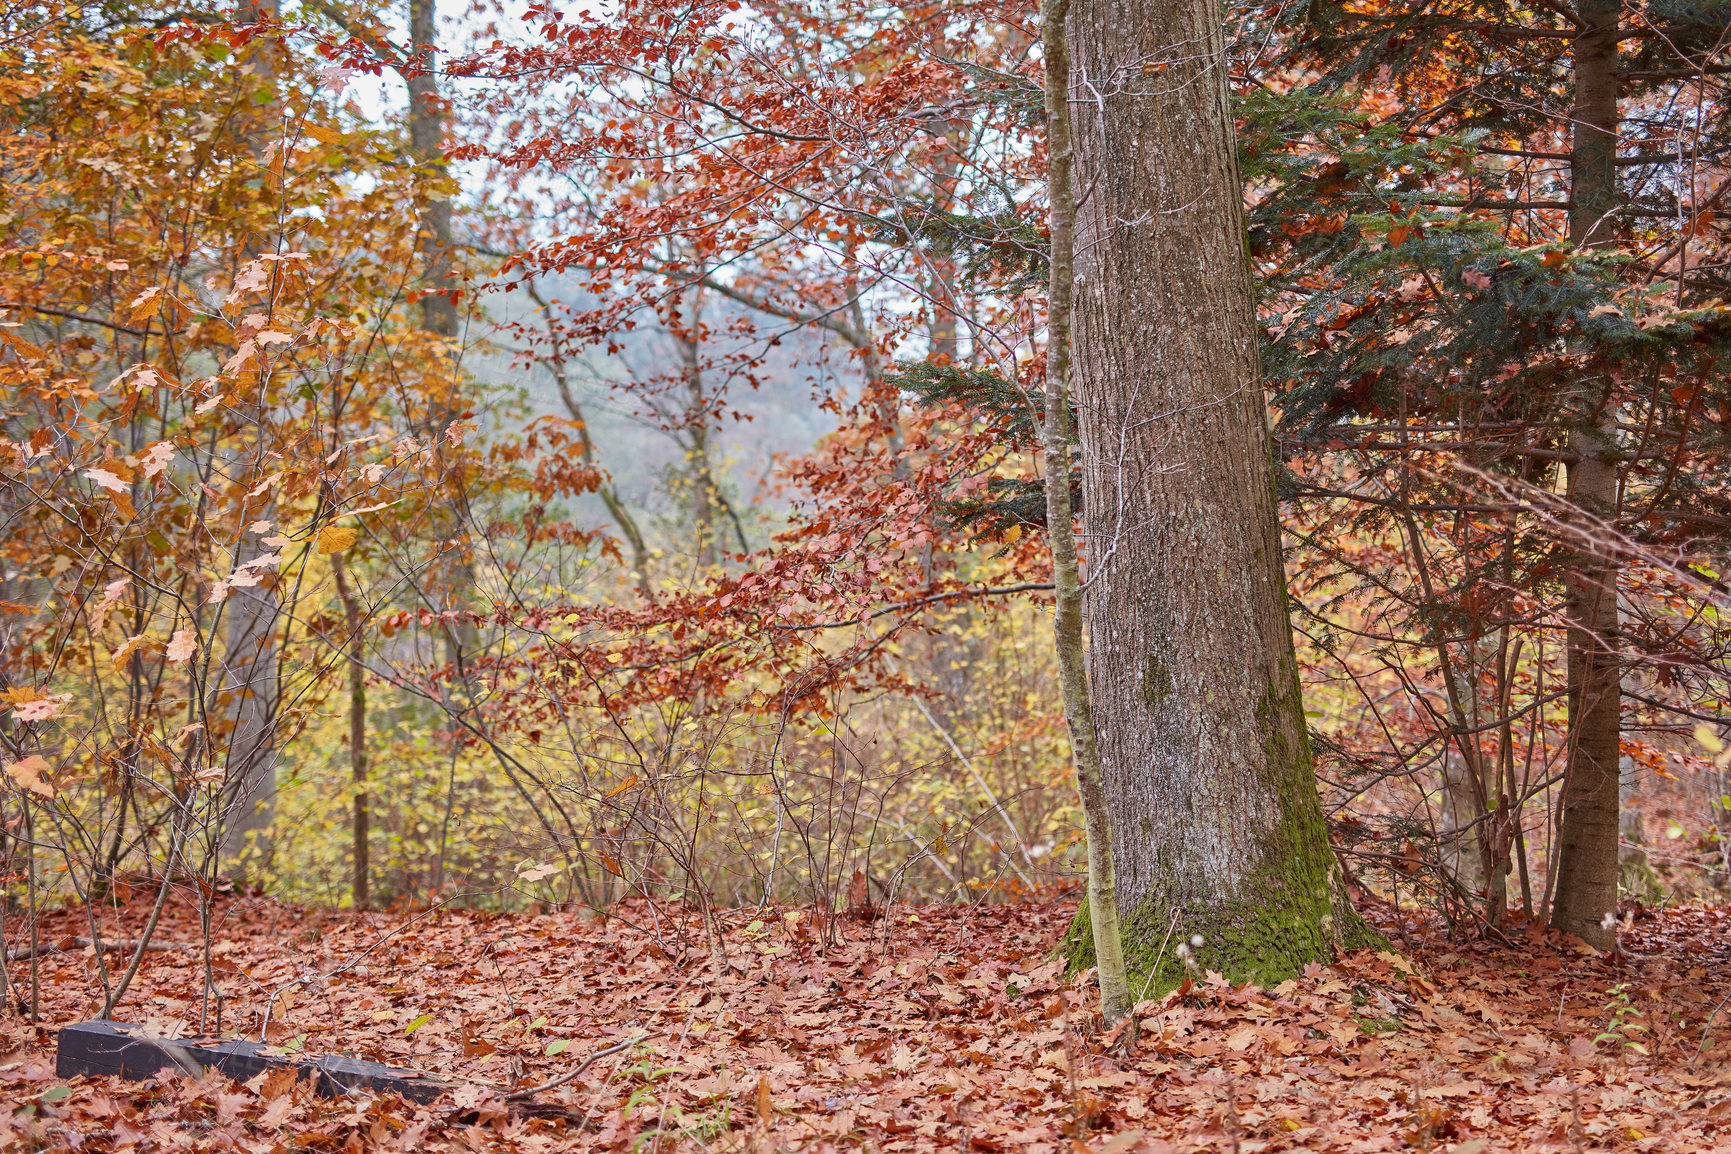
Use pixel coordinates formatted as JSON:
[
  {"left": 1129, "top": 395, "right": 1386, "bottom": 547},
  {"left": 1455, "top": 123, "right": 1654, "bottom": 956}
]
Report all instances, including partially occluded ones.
[
  {"left": 331, "top": 552, "right": 369, "bottom": 910},
  {"left": 674, "top": 289, "right": 721, "bottom": 567},
  {"left": 1041, "top": 0, "right": 1131, "bottom": 1024},
  {"left": 1551, "top": 0, "right": 1622, "bottom": 948},
  {"left": 220, "top": 0, "right": 283, "bottom": 872},
  {"left": 1062, "top": 0, "right": 1374, "bottom": 986},
  {"left": 220, "top": 541, "right": 281, "bottom": 869},
  {"left": 408, "top": 0, "right": 457, "bottom": 343},
  {"left": 404, "top": 0, "right": 478, "bottom": 674}
]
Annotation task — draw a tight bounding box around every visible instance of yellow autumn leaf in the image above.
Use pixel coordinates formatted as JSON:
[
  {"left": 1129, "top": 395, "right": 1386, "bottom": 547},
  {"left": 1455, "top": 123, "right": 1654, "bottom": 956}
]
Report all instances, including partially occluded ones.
[{"left": 316, "top": 524, "right": 358, "bottom": 554}]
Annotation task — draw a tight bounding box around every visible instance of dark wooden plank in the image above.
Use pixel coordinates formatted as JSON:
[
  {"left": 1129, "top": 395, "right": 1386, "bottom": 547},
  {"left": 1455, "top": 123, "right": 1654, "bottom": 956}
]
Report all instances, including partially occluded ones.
[{"left": 55, "top": 1020, "right": 453, "bottom": 1102}]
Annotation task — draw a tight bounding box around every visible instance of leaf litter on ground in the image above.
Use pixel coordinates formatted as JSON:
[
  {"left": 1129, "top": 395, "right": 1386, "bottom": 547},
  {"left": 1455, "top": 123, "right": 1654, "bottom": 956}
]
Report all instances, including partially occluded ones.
[{"left": 2, "top": 893, "right": 1730, "bottom": 1151}]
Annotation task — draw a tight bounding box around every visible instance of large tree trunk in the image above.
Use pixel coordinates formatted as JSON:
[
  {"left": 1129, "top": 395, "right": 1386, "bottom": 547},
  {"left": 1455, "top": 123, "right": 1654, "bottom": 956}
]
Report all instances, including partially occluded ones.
[
  {"left": 1062, "top": 0, "right": 1373, "bottom": 986},
  {"left": 404, "top": 0, "right": 478, "bottom": 674},
  {"left": 1551, "top": 0, "right": 1622, "bottom": 948}
]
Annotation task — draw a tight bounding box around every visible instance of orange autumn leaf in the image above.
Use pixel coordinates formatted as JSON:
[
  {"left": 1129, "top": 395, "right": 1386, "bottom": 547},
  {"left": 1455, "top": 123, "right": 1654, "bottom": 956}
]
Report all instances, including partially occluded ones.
[{"left": 2, "top": 754, "right": 54, "bottom": 798}]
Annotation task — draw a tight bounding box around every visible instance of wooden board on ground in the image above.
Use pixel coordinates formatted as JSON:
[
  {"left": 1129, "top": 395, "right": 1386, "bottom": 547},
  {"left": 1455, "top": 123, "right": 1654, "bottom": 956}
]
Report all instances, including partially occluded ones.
[{"left": 55, "top": 1019, "right": 453, "bottom": 1102}]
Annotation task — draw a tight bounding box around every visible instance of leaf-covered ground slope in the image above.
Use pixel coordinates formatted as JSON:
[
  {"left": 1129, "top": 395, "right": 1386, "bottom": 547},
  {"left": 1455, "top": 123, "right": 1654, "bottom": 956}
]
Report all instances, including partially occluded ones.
[{"left": 2, "top": 896, "right": 1729, "bottom": 1151}]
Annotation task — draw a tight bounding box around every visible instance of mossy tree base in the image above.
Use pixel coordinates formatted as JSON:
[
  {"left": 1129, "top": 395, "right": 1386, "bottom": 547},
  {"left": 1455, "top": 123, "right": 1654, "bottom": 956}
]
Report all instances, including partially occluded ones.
[{"left": 1060, "top": 874, "right": 1383, "bottom": 998}]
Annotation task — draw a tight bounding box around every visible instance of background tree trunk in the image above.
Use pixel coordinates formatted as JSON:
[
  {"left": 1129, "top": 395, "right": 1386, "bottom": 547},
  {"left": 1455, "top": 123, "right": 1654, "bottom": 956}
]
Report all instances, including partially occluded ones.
[
  {"left": 218, "top": 548, "right": 281, "bottom": 871},
  {"left": 1551, "top": 0, "right": 1623, "bottom": 947},
  {"left": 674, "top": 288, "right": 722, "bottom": 568},
  {"left": 526, "top": 281, "right": 652, "bottom": 595},
  {"left": 408, "top": 0, "right": 457, "bottom": 342},
  {"left": 331, "top": 552, "right": 369, "bottom": 911},
  {"left": 1062, "top": 0, "right": 1374, "bottom": 986},
  {"left": 219, "top": 0, "right": 283, "bottom": 873}
]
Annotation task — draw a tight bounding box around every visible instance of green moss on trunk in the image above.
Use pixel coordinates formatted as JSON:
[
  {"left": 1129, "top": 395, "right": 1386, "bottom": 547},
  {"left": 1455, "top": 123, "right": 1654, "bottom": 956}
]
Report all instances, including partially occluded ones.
[
  {"left": 1061, "top": 855, "right": 1381, "bottom": 996},
  {"left": 1059, "top": 512, "right": 1384, "bottom": 994},
  {"left": 1058, "top": 667, "right": 1383, "bottom": 993}
]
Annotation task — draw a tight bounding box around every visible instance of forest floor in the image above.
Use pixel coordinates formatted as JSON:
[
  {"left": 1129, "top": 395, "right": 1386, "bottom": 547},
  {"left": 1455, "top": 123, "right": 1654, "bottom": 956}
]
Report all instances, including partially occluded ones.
[{"left": 1, "top": 891, "right": 1729, "bottom": 1152}]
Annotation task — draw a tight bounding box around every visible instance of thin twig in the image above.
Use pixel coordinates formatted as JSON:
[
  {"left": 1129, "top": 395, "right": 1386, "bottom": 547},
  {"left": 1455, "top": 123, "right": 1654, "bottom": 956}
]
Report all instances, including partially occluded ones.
[
  {"left": 4, "top": 937, "right": 183, "bottom": 963},
  {"left": 1692, "top": 990, "right": 1731, "bottom": 1070},
  {"left": 1137, "top": 909, "right": 1182, "bottom": 1004},
  {"left": 505, "top": 1032, "right": 657, "bottom": 1100}
]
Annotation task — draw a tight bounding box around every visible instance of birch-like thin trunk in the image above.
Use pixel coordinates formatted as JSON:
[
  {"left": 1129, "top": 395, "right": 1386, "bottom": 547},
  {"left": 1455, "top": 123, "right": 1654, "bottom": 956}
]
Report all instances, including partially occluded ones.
[
  {"left": 1041, "top": 0, "right": 1131, "bottom": 1025},
  {"left": 331, "top": 551, "right": 369, "bottom": 910},
  {"left": 674, "top": 289, "right": 721, "bottom": 568},
  {"left": 526, "top": 283, "right": 652, "bottom": 596}
]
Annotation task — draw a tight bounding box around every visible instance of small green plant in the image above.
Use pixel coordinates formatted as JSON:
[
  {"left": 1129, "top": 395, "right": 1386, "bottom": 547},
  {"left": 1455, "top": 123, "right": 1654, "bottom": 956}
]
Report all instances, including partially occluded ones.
[
  {"left": 623, "top": 1058, "right": 677, "bottom": 1114},
  {"left": 1596, "top": 983, "right": 1650, "bottom": 1056}
]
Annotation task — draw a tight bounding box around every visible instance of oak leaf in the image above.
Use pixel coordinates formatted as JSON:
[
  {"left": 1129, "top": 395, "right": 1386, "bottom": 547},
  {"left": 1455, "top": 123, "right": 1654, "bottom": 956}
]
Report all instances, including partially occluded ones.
[
  {"left": 111, "top": 634, "right": 152, "bottom": 668},
  {"left": 89, "top": 577, "right": 131, "bottom": 631},
  {"left": 84, "top": 467, "right": 130, "bottom": 493},
  {"left": 5, "top": 688, "right": 71, "bottom": 722},
  {"left": 316, "top": 525, "right": 358, "bottom": 554},
  {"left": 166, "top": 628, "right": 199, "bottom": 663},
  {"left": 140, "top": 440, "right": 176, "bottom": 478}
]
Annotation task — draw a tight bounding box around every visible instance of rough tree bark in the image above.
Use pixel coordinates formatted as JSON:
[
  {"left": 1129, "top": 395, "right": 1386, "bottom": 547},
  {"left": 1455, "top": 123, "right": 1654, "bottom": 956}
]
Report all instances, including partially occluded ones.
[
  {"left": 218, "top": 545, "right": 281, "bottom": 869},
  {"left": 1551, "top": 0, "right": 1623, "bottom": 948},
  {"left": 1040, "top": 0, "right": 1131, "bottom": 1024},
  {"left": 218, "top": 0, "right": 284, "bottom": 871},
  {"left": 1060, "top": 0, "right": 1375, "bottom": 986}
]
